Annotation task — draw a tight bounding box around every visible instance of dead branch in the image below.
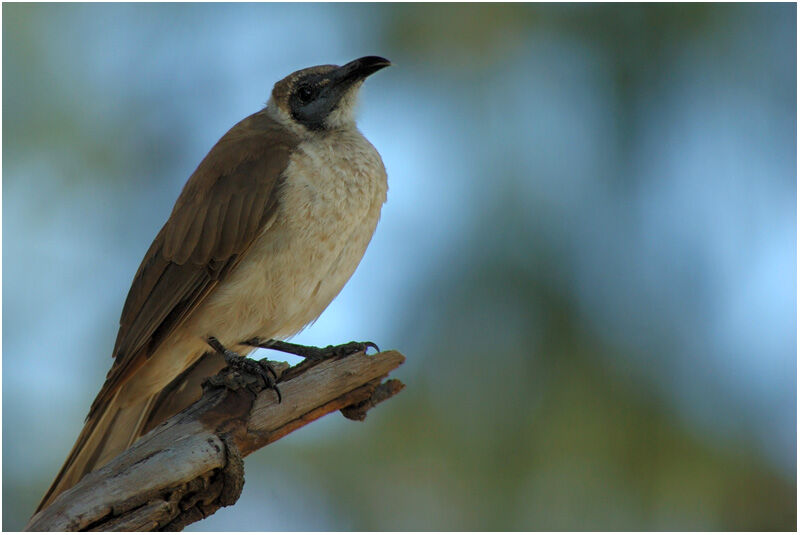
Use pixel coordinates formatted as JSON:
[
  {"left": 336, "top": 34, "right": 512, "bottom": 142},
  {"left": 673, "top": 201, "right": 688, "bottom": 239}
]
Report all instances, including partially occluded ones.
[{"left": 26, "top": 350, "right": 405, "bottom": 531}]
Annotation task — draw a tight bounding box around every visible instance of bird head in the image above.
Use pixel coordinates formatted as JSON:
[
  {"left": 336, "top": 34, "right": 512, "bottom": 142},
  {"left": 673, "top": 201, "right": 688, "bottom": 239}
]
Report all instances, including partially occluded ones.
[{"left": 267, "top": 56, "right": 391, "bottom": 135}]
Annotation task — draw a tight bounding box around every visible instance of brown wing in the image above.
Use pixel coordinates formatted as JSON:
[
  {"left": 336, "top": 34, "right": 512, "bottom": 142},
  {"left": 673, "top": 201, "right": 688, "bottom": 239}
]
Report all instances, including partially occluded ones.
[{"left": 89, "top": 110, "right": 299, "bottom": 418}]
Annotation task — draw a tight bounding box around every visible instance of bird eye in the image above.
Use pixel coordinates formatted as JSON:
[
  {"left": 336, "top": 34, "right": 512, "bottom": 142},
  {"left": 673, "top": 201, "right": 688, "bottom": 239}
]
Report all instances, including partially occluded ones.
[{"left": 297, "top": 85, "right": 314, "bottom": 104}]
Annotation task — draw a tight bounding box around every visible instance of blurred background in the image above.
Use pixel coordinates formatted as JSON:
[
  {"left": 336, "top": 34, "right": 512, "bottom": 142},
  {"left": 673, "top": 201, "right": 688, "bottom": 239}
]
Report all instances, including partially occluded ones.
[{"left": 3, "top": 3, "right": 796, "bottom": 530}]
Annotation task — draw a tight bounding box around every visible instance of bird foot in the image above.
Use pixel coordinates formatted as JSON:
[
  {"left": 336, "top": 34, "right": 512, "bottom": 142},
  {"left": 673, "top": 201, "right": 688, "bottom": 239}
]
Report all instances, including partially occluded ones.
[
  {"left": 243, "top": 338, "right": 380, "bottom": 362},
  {"left": 206, "top": 336, "right": 282, "bottom": 403}
]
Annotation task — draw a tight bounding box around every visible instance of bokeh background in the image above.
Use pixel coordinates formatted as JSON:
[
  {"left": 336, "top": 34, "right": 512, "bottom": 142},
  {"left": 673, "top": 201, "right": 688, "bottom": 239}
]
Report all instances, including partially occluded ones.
[{"left": 3, "top": 3, "right": 796, "bottom": 530}]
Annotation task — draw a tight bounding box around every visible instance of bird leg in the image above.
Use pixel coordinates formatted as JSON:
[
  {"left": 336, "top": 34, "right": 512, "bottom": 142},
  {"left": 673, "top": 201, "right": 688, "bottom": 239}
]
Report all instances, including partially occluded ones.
[
  {"left": 243, "top": 338, "right": 380, "bottom": 362},
  {"left": 206, "top": 336, "right": 282, "bottom": 403}
]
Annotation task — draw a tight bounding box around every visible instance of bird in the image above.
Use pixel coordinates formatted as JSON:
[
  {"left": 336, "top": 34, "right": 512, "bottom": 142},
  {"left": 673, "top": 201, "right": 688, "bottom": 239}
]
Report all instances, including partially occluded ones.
[{"left": 35, "top": 56, "right": 391, "bottom": 513}]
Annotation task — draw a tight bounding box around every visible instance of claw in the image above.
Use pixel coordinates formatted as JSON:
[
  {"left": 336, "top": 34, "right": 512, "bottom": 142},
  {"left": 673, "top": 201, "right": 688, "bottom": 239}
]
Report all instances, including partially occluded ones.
[
  {"left": 259, "top": 362, "right": 282, "bottom": 403},
  {"left": 206, "top": 336, "right": 282, "bottom": 403},
  {"left": 259, "top": 359, "right": 279, "bottom": 383}
]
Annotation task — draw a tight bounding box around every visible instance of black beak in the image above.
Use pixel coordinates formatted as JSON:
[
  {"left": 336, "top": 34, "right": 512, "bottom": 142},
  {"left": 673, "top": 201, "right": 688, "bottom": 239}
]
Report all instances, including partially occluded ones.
[{"left": 333, "top": 56, "right": 392, "bottom": 85}]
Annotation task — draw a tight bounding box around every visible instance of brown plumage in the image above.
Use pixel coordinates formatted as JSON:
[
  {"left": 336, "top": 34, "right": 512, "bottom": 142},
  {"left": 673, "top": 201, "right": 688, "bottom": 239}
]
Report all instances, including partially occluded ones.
[
  {"left": 36, "top": 110, "right": 298, "bottom": 511},
  {"left": 34, "top": 56, "right": 391, "bottom": 514},
  {"left": 98, "top": 110, "right": 297, "bottom": 419},
  {"left": 37, "top": 57, "right": 389, "bottom": 511}
]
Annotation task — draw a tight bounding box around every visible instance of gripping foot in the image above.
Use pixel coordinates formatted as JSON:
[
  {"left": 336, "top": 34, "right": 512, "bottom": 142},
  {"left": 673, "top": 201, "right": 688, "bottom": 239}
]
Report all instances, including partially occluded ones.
[
  {"left": 206, "top": 337, "right": 282, "bottom": 403},
  {"left": 243, "top": 338, "right": 379, "bottom": 361}
]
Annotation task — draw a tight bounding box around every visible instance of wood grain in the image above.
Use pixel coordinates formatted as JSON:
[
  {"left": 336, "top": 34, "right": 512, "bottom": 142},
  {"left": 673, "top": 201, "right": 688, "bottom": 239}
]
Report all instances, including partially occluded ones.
[{"left": 26, "top": 350, "right": 405, "bottom": 531}]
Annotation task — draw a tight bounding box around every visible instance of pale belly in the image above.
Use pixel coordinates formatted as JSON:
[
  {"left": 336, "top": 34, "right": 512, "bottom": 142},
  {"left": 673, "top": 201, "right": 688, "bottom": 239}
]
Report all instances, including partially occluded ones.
[{"left": 194, "top": 197, "right": 383, "bottom": 347}]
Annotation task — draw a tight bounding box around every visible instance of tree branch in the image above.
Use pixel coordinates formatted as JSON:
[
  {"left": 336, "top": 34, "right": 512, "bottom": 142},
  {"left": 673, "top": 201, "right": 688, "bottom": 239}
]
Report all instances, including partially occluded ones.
[{"left": 26, "top": 350, "right": 406, "bottom": 531}]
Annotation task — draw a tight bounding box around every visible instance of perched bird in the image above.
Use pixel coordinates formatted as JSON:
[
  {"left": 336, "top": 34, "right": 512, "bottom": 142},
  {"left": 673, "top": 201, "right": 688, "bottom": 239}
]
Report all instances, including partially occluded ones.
[{"left": 35, "top": 56, "right": 391, "bottom": 512}]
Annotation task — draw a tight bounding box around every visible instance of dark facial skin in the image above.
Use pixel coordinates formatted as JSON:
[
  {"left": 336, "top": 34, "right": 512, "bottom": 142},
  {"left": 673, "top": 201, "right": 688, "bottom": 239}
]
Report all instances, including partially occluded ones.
[{"left": 289, "top": 56, "right": 390, "bottom": 131}]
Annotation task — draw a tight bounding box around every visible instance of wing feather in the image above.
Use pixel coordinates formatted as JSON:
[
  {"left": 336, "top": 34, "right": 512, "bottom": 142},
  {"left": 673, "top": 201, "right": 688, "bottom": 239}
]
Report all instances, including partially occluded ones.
[
  {"left": 217, "top": 193, "right": 244, "bottom": 259},
  {"left": 91, "top": 110, "right": 298, "bottom": 418}
]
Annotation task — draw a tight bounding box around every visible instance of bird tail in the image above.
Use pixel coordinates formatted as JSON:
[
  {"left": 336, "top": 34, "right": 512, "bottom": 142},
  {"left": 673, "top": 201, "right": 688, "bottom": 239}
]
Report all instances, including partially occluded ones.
[
  {"left": 34, "top": 389, "right": 159, "bottom": 513},
  {"left": 33, "top": 350, "right": 227, "bottom": 514}
]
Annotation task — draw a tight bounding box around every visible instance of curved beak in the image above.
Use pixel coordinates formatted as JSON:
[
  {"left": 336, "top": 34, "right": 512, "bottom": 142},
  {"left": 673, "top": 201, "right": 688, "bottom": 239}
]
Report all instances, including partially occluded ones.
[{"left": 333, "top": 56, "right": 392, "bottom": 85}]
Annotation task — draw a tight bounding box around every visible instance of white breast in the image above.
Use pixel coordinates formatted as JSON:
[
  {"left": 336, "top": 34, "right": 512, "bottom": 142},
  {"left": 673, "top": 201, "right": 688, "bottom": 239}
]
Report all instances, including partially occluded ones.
[{"left": 192, "top": 128, "right": 388, "bottom": 348}]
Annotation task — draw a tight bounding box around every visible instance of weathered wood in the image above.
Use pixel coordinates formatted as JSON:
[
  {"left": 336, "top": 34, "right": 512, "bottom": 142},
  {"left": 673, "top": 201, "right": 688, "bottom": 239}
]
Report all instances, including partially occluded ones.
[{"left": 26, "top": 350, "right": 405, "bottom": 531}]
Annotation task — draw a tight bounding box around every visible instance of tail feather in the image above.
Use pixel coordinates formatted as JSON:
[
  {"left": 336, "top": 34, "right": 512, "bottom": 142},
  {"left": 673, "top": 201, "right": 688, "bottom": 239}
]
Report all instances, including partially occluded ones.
[
  {"left": 34, "top": 390, "right": 157, "bottom": 513},
  {"left": 34, "top": 351, "right": 227, "bottom": 514}
]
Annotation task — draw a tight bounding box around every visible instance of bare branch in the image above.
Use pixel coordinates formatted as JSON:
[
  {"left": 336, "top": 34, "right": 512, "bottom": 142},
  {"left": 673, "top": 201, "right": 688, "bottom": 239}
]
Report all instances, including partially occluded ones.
[{"left": 26, "top": 350, "right": 405, "bottom": 531}]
